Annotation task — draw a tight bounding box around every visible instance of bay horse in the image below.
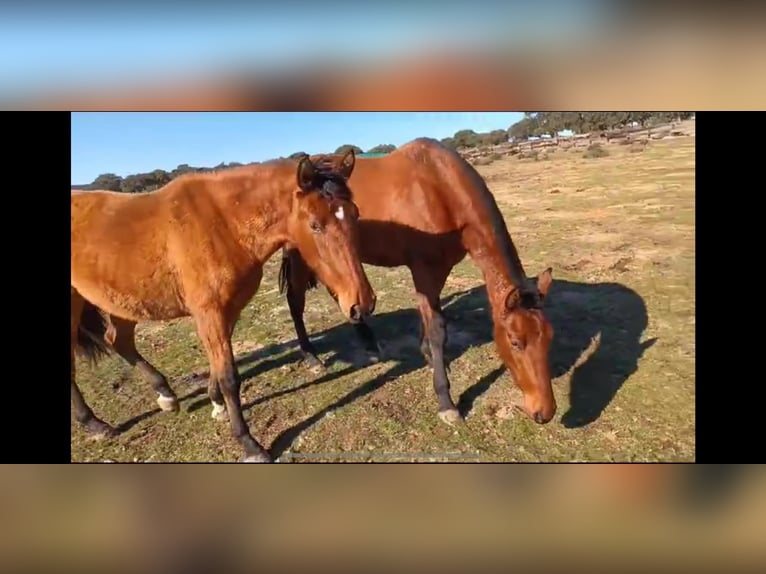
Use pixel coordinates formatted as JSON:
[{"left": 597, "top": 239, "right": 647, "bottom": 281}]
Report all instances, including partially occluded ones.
[
  {"left": 71, "top": 150, "right": 376, "bottom": 462},
  {"left": 279, "top": 138, "right": 556, "bottom": 426}
]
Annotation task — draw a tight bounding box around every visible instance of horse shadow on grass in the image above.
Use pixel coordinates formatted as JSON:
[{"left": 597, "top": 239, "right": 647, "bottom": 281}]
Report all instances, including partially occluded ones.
[
  {"left": 235, "top": 278, "right": 653, "bottom": 458},
  {"left": 117, "top": 278, "right": 654, "bottom": 457}
]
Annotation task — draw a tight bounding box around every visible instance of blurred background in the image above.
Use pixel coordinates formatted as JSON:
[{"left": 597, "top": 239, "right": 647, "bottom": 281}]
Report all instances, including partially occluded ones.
[
  {"left": 1, "top": 465, "right": 763, "bottom": 571},
  {"left": 3, "top": 1, "right": 765, "bottom": 109}
]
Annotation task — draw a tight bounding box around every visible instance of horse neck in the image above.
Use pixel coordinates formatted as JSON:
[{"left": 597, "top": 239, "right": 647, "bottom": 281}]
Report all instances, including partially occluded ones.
[
  {"left": 216, "top": 173, "right": 293, "bottom": 261},
  {"left": 462, "top": 213, "right": 528, "bottom": 323}
]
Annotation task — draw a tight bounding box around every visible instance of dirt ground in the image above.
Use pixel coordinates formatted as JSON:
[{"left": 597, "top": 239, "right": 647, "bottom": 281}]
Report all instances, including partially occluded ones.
[{"left": 71, "top": 132, "right": 695, "bottom": 462}]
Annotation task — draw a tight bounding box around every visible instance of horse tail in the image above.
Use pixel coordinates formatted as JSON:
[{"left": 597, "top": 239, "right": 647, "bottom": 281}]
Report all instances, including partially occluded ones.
[
  {"left": 75, "top": 301, "right": 112, "bottom": 364},
  {"left": 278, "top": 247, "right": 290, "bottom": 295},
  {"left": 278, "top": 247, "right": 319, "bottom": 296}
]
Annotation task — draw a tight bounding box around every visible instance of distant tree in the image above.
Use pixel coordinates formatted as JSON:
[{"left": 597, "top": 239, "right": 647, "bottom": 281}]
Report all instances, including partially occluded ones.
[
  {"left": 120, "top": 172, "right": 159, "bottom": 193},
  {"left": 366, "top": 144, "right": 396, "bottom": 154},
  {"left": 453, "top": 129, "right": 480, "bottom": 148},
  {"left": 88, "top": 173, "right": 123, "bottom": 191},
  {"left": 170, "top": 164, "right": 196, "bottom": 179},
  {"left": 483, "top": 129, "right": 509, "bottom": 145},
  {"left": 151, "top": 169, "right": 171, "bottom": 186},
  {"left": 334, "top": 144, "right": 363, "bottom": 155},
  {"left": 440, "top": 137, "right": 459, "bottom": 150},
  {"left": 289, "top": 151, "right": 309, "bottom": 160},
  {"left": 507, "top": 115, "right": 539, "bottom": 141}
]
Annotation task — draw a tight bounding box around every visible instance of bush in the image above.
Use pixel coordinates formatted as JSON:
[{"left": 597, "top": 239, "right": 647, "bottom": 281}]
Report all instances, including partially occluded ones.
[{"left": 583, "top": 143, "right": 608, "bottom": 159}]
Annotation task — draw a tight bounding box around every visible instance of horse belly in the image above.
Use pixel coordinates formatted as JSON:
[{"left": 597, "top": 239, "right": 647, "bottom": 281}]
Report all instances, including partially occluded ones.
[
  {"left": 72, "top": 260, "right": 187, "bottom": 322},
  {"left": 357, "top": 220, "right": 464, "bottom": 268}
]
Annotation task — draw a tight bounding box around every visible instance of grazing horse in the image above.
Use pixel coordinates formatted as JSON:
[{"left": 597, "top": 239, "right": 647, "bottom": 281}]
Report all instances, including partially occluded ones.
[
  {"left": 71, "top": 151, "right": 376, "bottom": 462},
  {"left": 279, "top": 138, "right": 556, "bottom": 426}
]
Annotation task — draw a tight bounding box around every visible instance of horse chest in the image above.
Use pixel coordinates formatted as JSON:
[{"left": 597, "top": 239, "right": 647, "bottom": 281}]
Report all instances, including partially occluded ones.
[{"left": 213, "top": 266, "right": 263, "bottom": 318}]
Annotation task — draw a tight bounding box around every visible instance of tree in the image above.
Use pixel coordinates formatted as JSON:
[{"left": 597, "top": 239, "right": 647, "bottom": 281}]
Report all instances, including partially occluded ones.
[
  {"left": 151, "top": 169, "right": 171, "bottom": 186},
  {"left": 289, "top": 151, "right": 309, "bottom": 159},
  {"left": 88, "top": 173, "right": 123, "bottom": 191},
  {"left": 452, "top": 129, "right": 481, "bottom": 148},
  {"left": 440, "top": 137, "right": 459, "bottom": 150},
  {"left": 170, "top": 164, "right": 196, "bottom": 180},
  {"left": 334, "top": 144, "right": 363, "bottom": 155},
  {"left": 483, "top": 129, "right": 509, "bottom": 145},
  {"left": 507, "top": 115, "right": 539, "bottom": 141},
  {"left": 366, "top": 144, "right": 396, "bottom": 154},
  {"left": 119, "top": 174, "right": 141, "bottom": 193}
]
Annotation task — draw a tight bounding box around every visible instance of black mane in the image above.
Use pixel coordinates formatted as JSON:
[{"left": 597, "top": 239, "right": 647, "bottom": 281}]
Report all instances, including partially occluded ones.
[{"left": 308, "top": 156, "right": 353, "bottom": 202}]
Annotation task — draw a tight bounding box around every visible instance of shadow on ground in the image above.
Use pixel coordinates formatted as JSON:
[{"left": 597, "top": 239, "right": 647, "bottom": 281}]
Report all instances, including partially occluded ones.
[{"left": 110, "top": 278, "right": 654, "bottom": 458}]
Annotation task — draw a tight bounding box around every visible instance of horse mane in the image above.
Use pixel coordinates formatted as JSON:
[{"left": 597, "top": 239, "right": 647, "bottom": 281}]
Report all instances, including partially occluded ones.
[
  {"left": 429, "top": 138, "right": 535, "bottom": 300},
  {"left": 168, "top": 157, "right": 352, "bottom": 202},
  {"left": 304, "top": 156, "right": 354, "bottom": 203}
]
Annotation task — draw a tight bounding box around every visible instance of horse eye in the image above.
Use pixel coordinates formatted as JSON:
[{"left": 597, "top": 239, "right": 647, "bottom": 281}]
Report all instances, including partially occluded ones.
[
  {"left": 511, "top": 339, "right": 523, "bottom": 351},
  {"left": 310, "top": 220, "right": 323, "bottom": 233}
]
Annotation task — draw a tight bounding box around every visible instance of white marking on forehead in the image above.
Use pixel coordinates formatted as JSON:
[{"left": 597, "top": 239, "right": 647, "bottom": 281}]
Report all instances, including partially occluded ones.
[{"left": 334, "top": 206, "right": 345, "bottom": 220}]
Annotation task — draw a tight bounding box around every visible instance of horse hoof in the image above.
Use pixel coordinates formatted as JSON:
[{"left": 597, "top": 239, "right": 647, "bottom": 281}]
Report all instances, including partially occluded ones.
[
  {"left": 211, "top": 402, "right": 228, "bottom": 421},
  {"left": 437, "top": 409, "right": 463, "bottom": 426},
  {"left": 303, "top": 354, "right": 325, "bottom": 372},
  {"left": 241, "top": 452, "right": 272, "bottom": 463},
  {"left": 156, "top": 394, "right": 180, "bottom": 412},
  {"left": 86, "top": 420, "right": 117, "bottom": 440}
]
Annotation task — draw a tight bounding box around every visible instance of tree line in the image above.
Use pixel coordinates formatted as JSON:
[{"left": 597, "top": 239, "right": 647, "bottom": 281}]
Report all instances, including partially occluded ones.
[
  {"left": 505, "top": 111, "right": 694, "bottom": 142},
  {"left": 76, "top": 112, "right": 692, "bottom": 192},
  {"left": 77, "top": 144, "right": 400, "bottom": 193}
]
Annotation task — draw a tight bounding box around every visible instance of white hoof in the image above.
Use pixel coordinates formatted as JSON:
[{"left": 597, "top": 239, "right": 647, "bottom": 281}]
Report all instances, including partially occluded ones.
[
  {"left": 438, "top": 409, "right": 463, "bottom": 426},
  {"left": 242, "top": 453, "right": 272, "bottom": 463},
  {"left": 156, "top": 394, "right": 179, "bottom": 412},
  {"left": 211, "top": 401, "right": 228, "bottom": 421}
]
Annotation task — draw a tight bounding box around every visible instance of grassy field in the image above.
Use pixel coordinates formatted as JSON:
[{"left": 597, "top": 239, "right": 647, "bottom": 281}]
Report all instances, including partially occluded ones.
[{"left": 71, "top": 134, "right": 695, "bottom": 462}]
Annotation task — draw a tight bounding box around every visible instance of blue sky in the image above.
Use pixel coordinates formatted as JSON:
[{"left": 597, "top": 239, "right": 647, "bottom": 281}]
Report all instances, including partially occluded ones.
[
  {"left": 71, "top": 112, "right": 523, "bottom": 184},
  {"left": 3, "top": 3, "right": 608, "bottom": 98}
]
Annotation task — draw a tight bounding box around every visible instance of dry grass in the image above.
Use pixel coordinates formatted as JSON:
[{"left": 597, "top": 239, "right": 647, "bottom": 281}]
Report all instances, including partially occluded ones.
[{"left": 71, "top": 135, "right": 695, "bottom": 462}]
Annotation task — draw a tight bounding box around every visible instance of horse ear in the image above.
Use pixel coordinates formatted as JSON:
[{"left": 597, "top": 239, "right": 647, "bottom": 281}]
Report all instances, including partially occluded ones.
[
  {"left": 339, "top": 148, "right": 356, "bottom": 179},
  {"left": 504, "top": 287, "right": 521, "bottom": 311},
  {"left": 296, "top": 157, "right": 315, "bottom": 192},
  {"left": 537, "top": 267, "right": 553, "bottom": 300}
]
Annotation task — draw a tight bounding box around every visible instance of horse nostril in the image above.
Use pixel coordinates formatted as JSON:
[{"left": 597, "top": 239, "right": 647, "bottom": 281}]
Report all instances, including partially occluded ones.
[
  {"left": 350, "top": 304, "right": 362, "bottom": 322},
  {"left": 533, "top": 411, "right": 545, "bottom": 424}
]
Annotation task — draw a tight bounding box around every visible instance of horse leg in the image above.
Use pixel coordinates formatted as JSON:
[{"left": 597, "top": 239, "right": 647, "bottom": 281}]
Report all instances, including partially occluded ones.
[
  {"left": 194, "top": 310, "right": 271, "bottom": 462},
  {"left": 418, "top": 315, "right": 433, "bottom": 367},
  {"left": 354, "top": 321, "right": 383, "bottom": 360},
  {"left": 285, "top": 260, "right": 325, "bottom": 370},
  {"left": 325, "top": 287, "right": 383, "bottom": 360},
  {"left": 410, "top": 264, "right": 461, "bottom": 425},
  {"left": 71, "top": 291, "right": 116, "bottom": 439},
  {"left": 106, "top": 315, "right": 180, "bottom": 413}
]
